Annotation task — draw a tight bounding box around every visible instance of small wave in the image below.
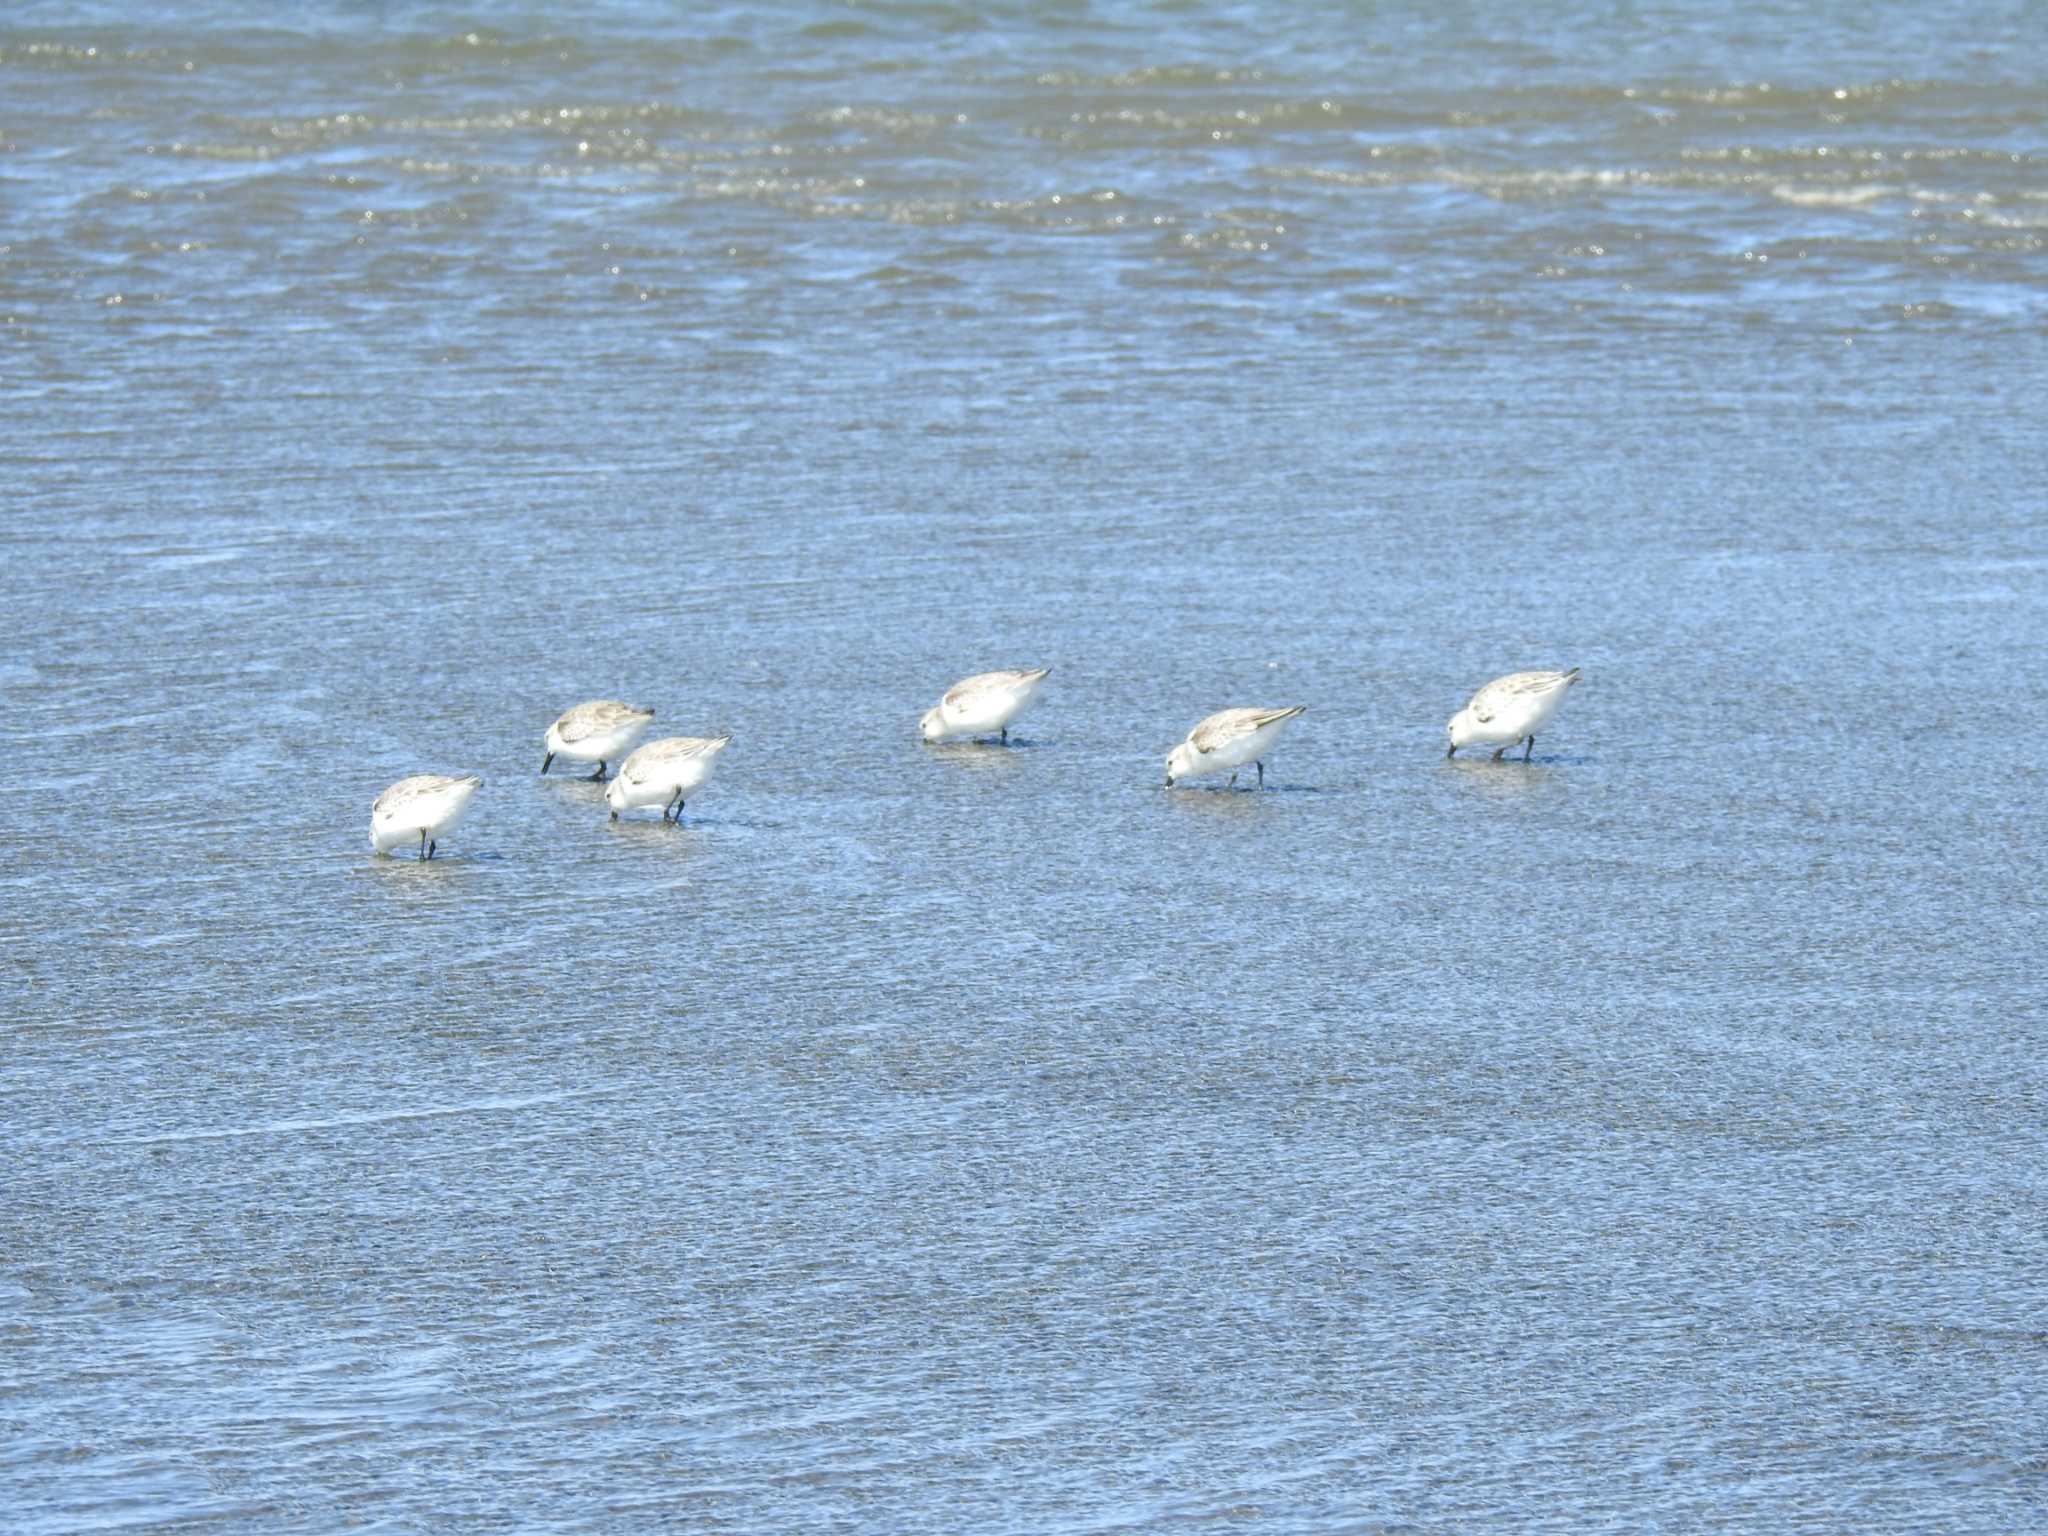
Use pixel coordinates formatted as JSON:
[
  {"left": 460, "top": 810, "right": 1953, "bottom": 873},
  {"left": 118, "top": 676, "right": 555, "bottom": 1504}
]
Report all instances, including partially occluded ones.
[
  {"left": 118, "top": 546, "right": 246, "bottom": 569},
  {"left": 859, "top": 263, "right": 963, "bottom": 288},
  {"left": 202, "top": 102, "right": 737, "bottom": 150},
  {"left": 1026, "top": 98, "right": 1406, "bottom": 142},
  {"left": 1032, "top": 65, "right": 1269, "bottom": 89},
  {"left": 1686, "top": 144, "right": 2041, "bottom": 169},
  {"left": 1619, "top": 78, "right": 1934, "bottom": 108},
  {"left": 1771, "top": 184, "right": 1892, "bottom": 208},
  {"left": 1443, "top": 166, "right": 1657, "bottom": 198},
  {"left": 791, "top": 104, "right": 957, "bottom": 137},
  {"left": 97, "top": 1085, "right": 633, "bottom": 1147},
  {"left": 799, "top": 19, "right": 875, "bottom": 41},
  {"left": 1978, "top": 208, "right": 2048, "bottom": 229},
  {"left": 0, "top": 41, "right": 175, "bottom": 68},
  {"left": 417, "top": 28, "right": 587, "bottom": 62}
]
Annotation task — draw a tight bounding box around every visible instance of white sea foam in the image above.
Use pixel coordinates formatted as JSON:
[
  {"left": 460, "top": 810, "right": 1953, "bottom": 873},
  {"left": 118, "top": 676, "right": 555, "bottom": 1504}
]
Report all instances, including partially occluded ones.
[{"left": 1771, "top": 183, "right": 1891, "bottom": 208}]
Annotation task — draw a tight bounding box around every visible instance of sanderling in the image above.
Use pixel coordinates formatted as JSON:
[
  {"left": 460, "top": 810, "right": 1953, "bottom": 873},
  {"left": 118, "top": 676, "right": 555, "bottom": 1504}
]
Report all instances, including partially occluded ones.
[
  {"left": 370, "top": 774, "right": 482, "bottom": 860},
  {"left": 606, "top": 735, "right": 731, "bottom": 823},
  {"left": 542, "top": 699, "right": 656, "bottom": 781},
  {"left": 920, "top": 667, "right": 1052, "bottom": 744},
  {"left": 1446, "top": 668, "right": 1580, "bottom": 761},
  {"left": 1165, "top": 706, "right": 1306, "bottom": 789}
]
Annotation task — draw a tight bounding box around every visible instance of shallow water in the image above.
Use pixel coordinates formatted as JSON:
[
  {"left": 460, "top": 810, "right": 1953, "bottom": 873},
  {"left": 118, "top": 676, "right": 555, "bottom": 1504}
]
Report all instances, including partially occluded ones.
[{"left": 5, "top": 2, "right": 2047, "bottom": 1530}]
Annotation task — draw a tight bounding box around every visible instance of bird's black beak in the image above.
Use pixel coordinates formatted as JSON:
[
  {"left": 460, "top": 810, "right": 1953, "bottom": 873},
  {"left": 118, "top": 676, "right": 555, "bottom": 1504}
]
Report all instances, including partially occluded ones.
[
  {"left": 541, "top": 753, "right": 553, "bottom": 775},
  {"left": 1444, "top": 744, "right": 1456, "bottom": 759}
]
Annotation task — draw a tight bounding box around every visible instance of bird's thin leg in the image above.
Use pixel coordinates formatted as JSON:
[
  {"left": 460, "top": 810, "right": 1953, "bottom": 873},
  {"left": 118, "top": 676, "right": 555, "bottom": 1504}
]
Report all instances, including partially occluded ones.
[
  {"left": 418, "top": 830, "right": 428, "bottom": 860},
  {"left": 1256, "top": 760, "right": 1265, "bottom": 789},
  {"left": 1491, "top": 745, "right": 1508, "bottom": 762},
  {"left": 588, "top": 761, "right": 606, "bottom": 782},
  {"left": 1001, "top": 726, "right": 1008, "bottom": 744},
  {"left": 1228, "top": 770, "right": 1238, "bottom": 789},
  {"left": 671, "top": 798, "right": 686, "bottom": 827},
  {"left": 1523, "top": 736, "right": 1534, "bottom": 762},
  {"left": 428, "top": 839, "right": 437, "bottom": 860}
]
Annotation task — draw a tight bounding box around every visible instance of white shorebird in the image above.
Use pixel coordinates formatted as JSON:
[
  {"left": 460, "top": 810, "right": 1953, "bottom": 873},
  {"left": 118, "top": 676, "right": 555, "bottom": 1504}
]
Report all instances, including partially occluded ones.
[
  {"left": 542, "top": 699, "right": 656, "bottom": 781},
  {"left": 606, "top": 735, "right": 731, "bottom": 823},
  {"left": 1164, "top": 706, "right": 1306, "bottom": 789},
  {"left": 920, "top": 667, "right": 1052, "bottom": 744},
  {"left": 1446, "top": 668, "right": 1581, "bottom": 761},
  {"left": 370, "top": 774, "right": 482, "bottom": 860}
]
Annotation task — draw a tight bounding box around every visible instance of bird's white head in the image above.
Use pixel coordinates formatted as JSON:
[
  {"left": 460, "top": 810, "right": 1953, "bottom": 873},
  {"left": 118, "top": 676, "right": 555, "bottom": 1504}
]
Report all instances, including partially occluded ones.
[
  {"left": 1164, "top": 742, "right": 1198, "bottom": 787},
  {"left": 1445, "top": 709, "right": 1476, "bottom": 756},
  {"left": 919, "top": 707, "right": 946, "bottom": 743},
  {"left": 604, "top": 775, "right": 627, "bottom": 812}
]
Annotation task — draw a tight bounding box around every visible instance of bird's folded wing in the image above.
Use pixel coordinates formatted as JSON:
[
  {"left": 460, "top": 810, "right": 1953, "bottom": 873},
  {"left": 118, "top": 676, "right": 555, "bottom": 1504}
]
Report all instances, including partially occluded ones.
[{"left": 1191, "top": 708, "right": 1291, "bottom": 753}]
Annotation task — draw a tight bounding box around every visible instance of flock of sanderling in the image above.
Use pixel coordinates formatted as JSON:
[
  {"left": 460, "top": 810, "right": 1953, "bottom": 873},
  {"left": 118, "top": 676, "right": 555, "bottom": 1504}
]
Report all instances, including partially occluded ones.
[{"left": 369, "top": 664, "right": 1582, "bottom": 860}]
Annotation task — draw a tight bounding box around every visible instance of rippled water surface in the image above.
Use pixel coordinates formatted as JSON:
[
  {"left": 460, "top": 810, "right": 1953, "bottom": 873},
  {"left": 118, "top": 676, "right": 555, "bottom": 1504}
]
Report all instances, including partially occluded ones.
[{"left": 5, "top": 2, "right": 2047, "bottom": 1530}]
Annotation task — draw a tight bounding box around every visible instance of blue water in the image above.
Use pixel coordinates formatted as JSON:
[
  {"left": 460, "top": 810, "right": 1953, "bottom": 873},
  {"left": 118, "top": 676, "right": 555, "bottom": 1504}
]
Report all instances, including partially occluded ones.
[{"left": 4, "top": 2, "right": 2046, "bottom": 1530}]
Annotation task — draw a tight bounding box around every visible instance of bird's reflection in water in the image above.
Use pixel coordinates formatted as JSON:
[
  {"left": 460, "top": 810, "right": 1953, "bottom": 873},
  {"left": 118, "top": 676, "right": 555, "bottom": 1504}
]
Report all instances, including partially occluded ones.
[
  {"left": 924, "top": 739, "right": 1033, "bottom": 779},
  {"left": 1439, "top": 756, "right": 1570, "bottom": 800},
  {"left": 1163, "top": 780, "right": 1328, "bottom": 817}
]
